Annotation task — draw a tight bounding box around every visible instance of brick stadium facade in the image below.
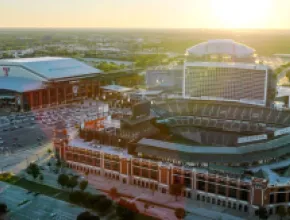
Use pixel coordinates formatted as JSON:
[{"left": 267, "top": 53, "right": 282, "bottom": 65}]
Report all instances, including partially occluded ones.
[
  {"left": 53, "top": 126, "right": 290, "bottom": 216},
  {"left": 23, "top": 80, "right": 101, "bottom": 110}
]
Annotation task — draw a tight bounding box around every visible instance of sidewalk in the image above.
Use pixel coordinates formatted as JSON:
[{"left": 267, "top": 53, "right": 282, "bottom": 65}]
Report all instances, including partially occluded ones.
[
  {"left": 15, "top": 161, "right": 246, "bottom": 220},
  {"left": 87, "top": 175, "right": 245, "bottom": 220},
  {"left": 20, "top": 168, "right": 182, "bottom": 220},
  {"left": 0, "top": 143, "right": 52, "bottom": 174}
]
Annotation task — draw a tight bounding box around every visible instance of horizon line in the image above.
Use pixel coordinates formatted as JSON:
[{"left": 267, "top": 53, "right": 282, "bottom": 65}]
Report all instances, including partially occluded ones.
[{"left": 0, "top": 27, "right": 290, "bottom": 31}]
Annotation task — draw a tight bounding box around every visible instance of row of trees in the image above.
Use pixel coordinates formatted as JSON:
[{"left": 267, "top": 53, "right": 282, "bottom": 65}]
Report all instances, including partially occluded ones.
[
  {"left": 94, "top": 61, "right": 127, "bottom": 72},
  {"left": 134, "top": 54, "right": 168, "bottom": 68},
  {"left": 57, "top": 173, "right": 88, "bottom": 192},
  {"left": 73, "top": 192, "right": 146, "bottom": 220},
  {"left": 275, "top": 62, "right": 290, "bottom": 77},
  {"left": 69, "top": 191, "right": 113, "bottom": 216}
]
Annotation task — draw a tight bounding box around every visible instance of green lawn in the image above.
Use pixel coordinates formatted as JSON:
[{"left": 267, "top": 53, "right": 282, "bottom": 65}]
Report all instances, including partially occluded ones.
[
  {"left": 55, "top": 191, "right": 70, "bottom": 202},
  {"left": 6, "top": 177, "right": 71, "bottom": 202}
]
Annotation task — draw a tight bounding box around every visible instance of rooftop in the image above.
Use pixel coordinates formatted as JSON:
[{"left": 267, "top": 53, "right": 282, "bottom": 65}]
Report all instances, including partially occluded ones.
[
  {"left": 0, "top": 77, "right": 44, "bottom": 93},
  {"left": 0, "top": 57, "right": 102, "bottom": 80},
  {"left": 0, "top": 57, "right": 67, "bottom": 63},
  {"left": 68, "top": 138, "right": 131, "bottom": 158},
  {"left": 136, "top": 135, "right": 290, "bottom": 163},
  {"left": 186, "top": 39, "right": 255, "bottom": 58},
  {"left": 134, "top": 90, "right": 163, "bottom": 96},
  {"left": 101, "top": 84, "right": 133, "bottom": 93},
  {"left": 185, "top": 61, "right": 267, "bottom": 70}
]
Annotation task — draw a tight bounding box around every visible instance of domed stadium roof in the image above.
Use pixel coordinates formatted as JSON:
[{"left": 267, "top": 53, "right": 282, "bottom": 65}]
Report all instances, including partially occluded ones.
[{"left": 186, "top": 39, "right": 255, "bottom": 58}]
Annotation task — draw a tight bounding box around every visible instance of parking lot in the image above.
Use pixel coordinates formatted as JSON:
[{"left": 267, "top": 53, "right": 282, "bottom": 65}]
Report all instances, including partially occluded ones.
[
  {"left": 0, "top": 101, "right": 110, "bottom": 153},
  {"left": 0, "top": 181, "right": 84, "bottom": 220},
  {"left": 0, "top": 101, "right": 116, "bottom": 172},
  {"left": 0, "top": 122, "right": 53, "bottom": 155}
]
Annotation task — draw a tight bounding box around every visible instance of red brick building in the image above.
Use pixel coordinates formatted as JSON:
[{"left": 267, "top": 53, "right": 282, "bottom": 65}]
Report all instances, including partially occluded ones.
[
  {"left": 0, "top": 57, "right": 102, "bottom": 111},
  {"left": 54, "top": 126, "right": 290, "bottom": 217}
]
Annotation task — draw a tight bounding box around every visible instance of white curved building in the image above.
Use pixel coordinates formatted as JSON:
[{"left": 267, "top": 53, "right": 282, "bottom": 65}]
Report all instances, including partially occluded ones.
[
  {"left": 186, "top": 39, "right": 255, "bottom": 58},
  {"left": 183, "top": 40, "right": 269, "bottom": 106}
]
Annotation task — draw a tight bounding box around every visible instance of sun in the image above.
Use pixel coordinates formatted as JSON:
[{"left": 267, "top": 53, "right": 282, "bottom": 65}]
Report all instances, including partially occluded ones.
[{"left": 210, "top": 0, "right": 272, "bottom": 29}]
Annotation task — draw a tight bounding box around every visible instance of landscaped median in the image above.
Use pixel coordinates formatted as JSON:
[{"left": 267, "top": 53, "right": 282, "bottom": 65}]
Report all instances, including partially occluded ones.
[{"left": 0, "top": 172, "right": 70, "bottom": 202}]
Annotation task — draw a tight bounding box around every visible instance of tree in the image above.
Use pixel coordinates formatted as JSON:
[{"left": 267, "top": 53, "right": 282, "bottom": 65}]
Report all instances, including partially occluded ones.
[
  {"left": 69, "top": 190, "right": 84, "bottom": 204},
  {"left": 116, "top": 204, "right": 135, "bottom": 220},
  {"left": 39, "top": 174, "right": 44, "bottom": 182},
  {"left": 57, "top": 174, "right": 69, "bottom": 189},
  {"left": 96, "top": 197, "right": 112, "bottom": 215},
  {"left": 109, "top": 187, "right": 119, "bottom": 200},
  {"left": 277, "top": 206, "right": 287, "bottom": 220},
  {"left": 118, "top": 198, "right": 139, "bottom": 213},
  {"left": 79, "top": 180, "right": 88, "bottom": 191},
  {"left": 169, "top": 184, "right": 184, "bottom": 201},
  {"left": 258, "top": 206, "right": 268, "bottom": 220},
  {"left": 85, "top": 171, "right": 89, "bottom": 179},
  {"left": 47, "top": 148, "right": 52, "bottom": 154},
  {"left": 77, "top": 211, "right": 100, "bottom": 220},
  {"left": 56, "top": 159, "right": 62, "bottom": 168},
  {"left": 81, "top": 192, "right": 93, "bottom": 208},
  {"left": 67, "top": 176, "right": 78, "bottom": 192},
  {"left": 26, "top": 163, "right": 40, "bottom": 180},
  {"left": 175, "top": 208, "right": 186, "bottom": 220},
  {"left": 0, "top": 203, "right": 8, "bottom": 216}
]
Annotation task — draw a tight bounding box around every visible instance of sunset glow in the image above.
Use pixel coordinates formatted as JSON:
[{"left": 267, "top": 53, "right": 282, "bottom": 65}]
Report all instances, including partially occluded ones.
[{"left": 210, "top": 0, "right": 273, "bottom": 28}]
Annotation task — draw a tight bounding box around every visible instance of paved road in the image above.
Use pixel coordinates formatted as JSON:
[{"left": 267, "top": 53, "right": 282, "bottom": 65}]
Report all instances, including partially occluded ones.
[
  {"left": 0, "top": 142, "right": 52, "bottom": 174},
  {"left": 0, "top": 181, "right": 84, "bottom": 220},
  {"left": 0, "top": 122, "right": 53, "bottom": 154}
]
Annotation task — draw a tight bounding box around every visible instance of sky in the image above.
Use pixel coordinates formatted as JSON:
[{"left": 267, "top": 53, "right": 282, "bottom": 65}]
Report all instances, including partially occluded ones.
[{"left": 0, "top": 0, "right": 290, "bottom": 29}]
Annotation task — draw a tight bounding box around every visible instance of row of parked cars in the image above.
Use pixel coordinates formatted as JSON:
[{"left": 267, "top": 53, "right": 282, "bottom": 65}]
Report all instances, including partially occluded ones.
[{"left": 34, "top": 104, "right": 108, "bottom": 129}]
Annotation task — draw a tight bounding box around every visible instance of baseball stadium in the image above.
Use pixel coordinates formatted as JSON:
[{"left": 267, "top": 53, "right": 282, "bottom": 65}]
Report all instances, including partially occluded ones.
[{"left": 53, "top": 40, "right": 290, "bottom": 217}]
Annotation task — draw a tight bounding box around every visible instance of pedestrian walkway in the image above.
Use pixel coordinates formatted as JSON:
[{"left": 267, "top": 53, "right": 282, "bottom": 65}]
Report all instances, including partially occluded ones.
[{"left": 87, "top": 175, "right": 246, "bottom": 220}]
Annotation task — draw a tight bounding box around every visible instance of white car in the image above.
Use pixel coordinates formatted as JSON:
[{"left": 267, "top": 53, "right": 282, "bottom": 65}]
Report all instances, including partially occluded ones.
[{"left": 50, "top": 213, "right": 56, "bottom": 217}]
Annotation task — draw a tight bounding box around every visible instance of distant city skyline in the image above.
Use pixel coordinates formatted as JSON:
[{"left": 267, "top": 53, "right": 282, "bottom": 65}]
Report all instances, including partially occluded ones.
[{"left": 1, "top": 0, "right": 290, "bottom": 29}]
